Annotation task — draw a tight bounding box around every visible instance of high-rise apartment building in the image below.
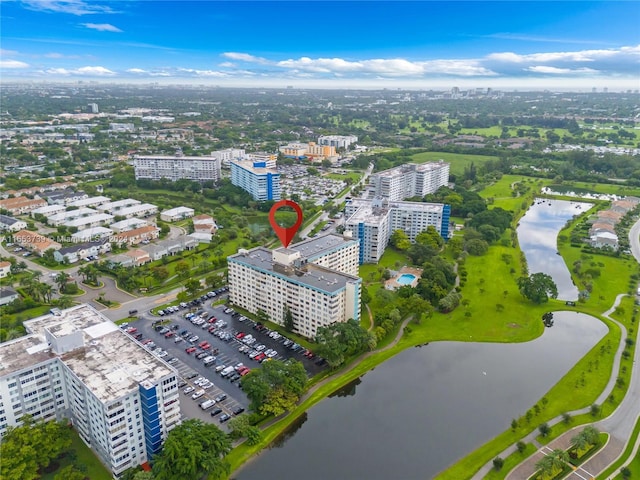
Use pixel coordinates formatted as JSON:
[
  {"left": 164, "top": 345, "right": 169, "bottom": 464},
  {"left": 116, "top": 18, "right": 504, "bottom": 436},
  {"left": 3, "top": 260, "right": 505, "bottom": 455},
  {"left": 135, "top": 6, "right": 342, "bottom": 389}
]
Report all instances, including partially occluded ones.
[
  {"left": 228, "top": 233, "right": 361, "bottom": 338},
  {"left": 230, "top": 159, "right": 280, "bottom": 201},
  {"left": 133, "top": 152, "right": 221, "bottom": 183},
  {"left": 210, "top": 148, "right": 246, "bottom": 168},
  {"left": 317, "top": 135, "right": 358, "bottom": 149},
  {"left": 345, "top": 198, "right": 451, "bottom": 263},
  {"left": 368, "top": 162, "right": 450, "bottom": 201},
  {"left": 0, "top": 305, "right": 181, "bottom": 476}
]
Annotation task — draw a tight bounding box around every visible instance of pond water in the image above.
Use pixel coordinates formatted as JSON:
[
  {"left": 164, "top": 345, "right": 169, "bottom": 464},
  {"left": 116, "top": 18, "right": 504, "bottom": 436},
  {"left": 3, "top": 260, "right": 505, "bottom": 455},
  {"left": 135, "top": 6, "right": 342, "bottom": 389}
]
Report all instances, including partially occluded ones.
[
  {"left": 517, "top": 198, "right": 593, "bottom": 300},
  {"left": 234, "top": 311, "right": 607, "bottom": 480}
]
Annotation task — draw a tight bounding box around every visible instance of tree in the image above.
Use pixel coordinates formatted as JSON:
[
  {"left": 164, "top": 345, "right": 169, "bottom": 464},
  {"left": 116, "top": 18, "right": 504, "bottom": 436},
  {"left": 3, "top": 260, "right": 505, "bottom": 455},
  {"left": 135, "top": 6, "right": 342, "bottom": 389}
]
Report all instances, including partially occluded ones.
[
  {"left": 389, "top": 229, "right": 411, "bottom": 250},
  {"left": 55, "top": 271, "right": 71, "bottom": 293},
  {"left": 151, "top": 266, "right": 169, "bottom": 282},
  {"left": 55, "top": 295, "right": 74, "bottom": 309},
  {"left": 283, "top": 305, "right": 294, "bottom": 332},
  {"left": 152, "top": 419, "right": 231, "bottom": 480},
  {"left": 185, "top": 279, "right": 201, "bottom": 297},
  {"left": 516, "top": 441, "right": 527, "bottom": 454},
  {"left": 517, "top": 273, "right": 558, "bottom": 304},
  {"left": 241, "top": 359, "right": 307, "bottom": 415},
  {"left": 590, "top": 403, "right": 601, "bottom": 417},
  {"left": 175, "top": 261, "right": 190, "bottom": 280},
  {"left": 464, "top": 238, "right": 489, "bottom": 256},
  {"left": 54, "top": 465, "right": 85, "bottom": 480},
  {"left": 538, "top": 422, "right": 551, "bottom": 437},
  {"left": 492, "top": 457, "right": 504, "bottom": 471},
  {"left": 415, "top": 226, "right": 444, "bottom": 250},
  {"left": 314, "top": 319, "right": 376, "bottom": 369},
  {"left": 0, "top": 416, "right": 72, "bottom": 480},
  {"left": 227, "top": 415, "right": 262, "bottom": 445}
]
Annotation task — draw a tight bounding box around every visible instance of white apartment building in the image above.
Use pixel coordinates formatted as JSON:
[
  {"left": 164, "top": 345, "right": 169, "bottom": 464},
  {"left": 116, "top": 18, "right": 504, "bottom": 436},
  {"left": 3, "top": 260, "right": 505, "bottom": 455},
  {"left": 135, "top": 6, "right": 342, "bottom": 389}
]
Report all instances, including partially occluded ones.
[
  {"left": 133, "top": 152, "right": 221, "bottom": 183},
  {"left": 31, "top": 204, "right": 66, "bottom": 219},
  {"left": 110, "top": 218, "right": 149, "bottom": 234},
  {"left": 96, "top": 198, "right": 141, "bottom": 214},
  {"left": 0, "top": 305, "right": 181, "bottom": 476},
  {"left": 67, "top": 196, "right": 112, "bottom": 209},
  {"left": 230, "top": 159, "right": 281, "bottom": 201},
  {"left": 160, "top": 207, "right": 194, "bottom": 222},
  {"left": 210, "top": 148, "right": 246, "bottom": 168},
  {"left": 64, "top": 213, "right": 114, "bottom": 231},
  {"left": 368, "top": 162, "right": 450, "bottom": 201},
  {"left": 317, "top": 135, "right": 358, "bottom": 149},
  {"left": 48, "top": 208, "right": 98, "bottom": 227},
  {"left": 228, "top": 234, "right": 361, "bottom": 338},
  {"left": 246, "top": 152, "right": 277, "bottom": 168},
  {"left": 345, "top": 198, "right": 451, "bottom": 263},
  {"left": 111, "top": 204, "right": 158, "bottom": 219}
]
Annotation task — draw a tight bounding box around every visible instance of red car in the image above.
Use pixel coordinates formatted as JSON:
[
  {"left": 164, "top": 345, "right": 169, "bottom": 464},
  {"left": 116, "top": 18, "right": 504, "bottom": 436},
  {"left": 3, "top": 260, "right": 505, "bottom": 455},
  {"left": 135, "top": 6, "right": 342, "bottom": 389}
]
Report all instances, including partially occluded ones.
[
  {"left": 126, "top": 327, "right": 137, "bottom": 334},
  {"left": 235, "top": 332, "right": 246, "bottom": 339},
  {"left": 208, "top": 317, "right": 217, "bottom": 323},
  {"left": 142, "top": 339, "right": 152, "bottom": 345},
  {"left": 164, "top": 331, "right": 174, "bottom": 338},
  {"left": 254, "top": 353, "right": 266, "bottom": 362},
  {"left": 208, "top": 326, "right": 216, "bottom": 333},
  {"left": 185, "top": 347, "right": 197, "bottom": 354},
  {"left": 238, "top": 367, "right": 251, "bottom": 376},
  {"left": 199, "top": 342, "right": 211, "bottom": 350}
]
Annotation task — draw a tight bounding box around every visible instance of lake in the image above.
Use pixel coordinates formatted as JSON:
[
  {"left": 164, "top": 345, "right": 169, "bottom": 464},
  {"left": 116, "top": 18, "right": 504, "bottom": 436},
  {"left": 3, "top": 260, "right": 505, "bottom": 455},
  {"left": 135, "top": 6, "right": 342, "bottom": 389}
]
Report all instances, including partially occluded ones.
[
  {"left": 517, "top": 198, "right": 593, "bottom": 300},
  {"left": 234, "top": 312, "right": 607, "bottom": 480}
]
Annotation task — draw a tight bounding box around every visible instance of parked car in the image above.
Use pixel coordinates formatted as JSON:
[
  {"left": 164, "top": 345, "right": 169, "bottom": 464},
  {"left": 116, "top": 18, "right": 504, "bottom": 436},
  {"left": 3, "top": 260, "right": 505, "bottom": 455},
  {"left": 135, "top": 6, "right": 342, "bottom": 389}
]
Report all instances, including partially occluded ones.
[
  {"left": 210, "top": 408, "right": 223, "bottom": 417},
  {"left": 232, "top": 406, "right": 245, "bottom": 415},
  {"left": 219, "top": 413, "right": 231, "bottom": 423},
  {"left": 183, "top": 386, "right": 195, "bottom": 395},
  {"left": 185, "top": 347, "right": 197, "bottom": 354},
  {"left": 214, "top": 393, "right": 227, "bottom": 402}
]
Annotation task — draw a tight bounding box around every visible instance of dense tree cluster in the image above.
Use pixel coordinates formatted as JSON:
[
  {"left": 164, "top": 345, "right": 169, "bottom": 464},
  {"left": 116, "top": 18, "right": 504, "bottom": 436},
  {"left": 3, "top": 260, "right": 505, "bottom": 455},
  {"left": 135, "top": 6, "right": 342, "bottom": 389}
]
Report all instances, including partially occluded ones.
[
  {"left": 314, "top": 319, "right": 376, "bottom": 368},
  {"left": 241, "top": 359, "right": 308, "bottom": 416},
  {"left": 0, "top": 416, "right": 72, "bottom": 480},
  {"left": 517, "top": 272, "right": 559, "bottom": 304}
]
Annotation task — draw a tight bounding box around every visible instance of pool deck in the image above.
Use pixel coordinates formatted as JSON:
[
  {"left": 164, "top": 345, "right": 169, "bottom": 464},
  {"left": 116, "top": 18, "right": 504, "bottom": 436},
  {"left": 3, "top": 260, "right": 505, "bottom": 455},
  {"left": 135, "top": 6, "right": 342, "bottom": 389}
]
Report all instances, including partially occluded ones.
[{"left": 385, "top": 266, "right": 423, "bottom": 290}]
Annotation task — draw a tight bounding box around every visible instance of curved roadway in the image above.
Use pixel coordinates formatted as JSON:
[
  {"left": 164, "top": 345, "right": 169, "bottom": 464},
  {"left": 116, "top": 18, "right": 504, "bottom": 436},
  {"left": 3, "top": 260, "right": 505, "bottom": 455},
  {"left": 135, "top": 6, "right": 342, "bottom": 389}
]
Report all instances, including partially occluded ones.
[{"left": 468, "top": 218, "right": 640, "bottom": 480}]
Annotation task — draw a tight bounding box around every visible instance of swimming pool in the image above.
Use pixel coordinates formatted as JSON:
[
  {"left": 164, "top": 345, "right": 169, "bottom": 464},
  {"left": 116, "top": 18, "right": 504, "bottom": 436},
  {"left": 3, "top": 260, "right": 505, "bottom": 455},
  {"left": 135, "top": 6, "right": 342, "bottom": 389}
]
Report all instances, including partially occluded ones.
[{"left": 396, "top": 274, "right": 417, "bottom": 285}]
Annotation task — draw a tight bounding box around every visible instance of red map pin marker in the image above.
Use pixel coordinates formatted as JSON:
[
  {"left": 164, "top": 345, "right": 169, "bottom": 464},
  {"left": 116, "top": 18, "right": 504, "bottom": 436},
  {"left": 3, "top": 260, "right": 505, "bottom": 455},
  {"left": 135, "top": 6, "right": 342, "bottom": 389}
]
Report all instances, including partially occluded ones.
[{"left": 269, "top": 199, "right": 303, "bottom": 248}]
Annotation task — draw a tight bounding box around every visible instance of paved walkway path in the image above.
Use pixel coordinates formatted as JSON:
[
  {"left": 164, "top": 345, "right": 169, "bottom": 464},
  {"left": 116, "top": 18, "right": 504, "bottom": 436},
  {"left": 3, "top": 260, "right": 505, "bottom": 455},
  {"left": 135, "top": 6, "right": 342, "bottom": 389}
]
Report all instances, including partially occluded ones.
[
  {"left": 471, "top": 217, "right": 640, "bottom": 479},
  {"left": 468, "top": 293, "right": 636, "bottom": 480}
]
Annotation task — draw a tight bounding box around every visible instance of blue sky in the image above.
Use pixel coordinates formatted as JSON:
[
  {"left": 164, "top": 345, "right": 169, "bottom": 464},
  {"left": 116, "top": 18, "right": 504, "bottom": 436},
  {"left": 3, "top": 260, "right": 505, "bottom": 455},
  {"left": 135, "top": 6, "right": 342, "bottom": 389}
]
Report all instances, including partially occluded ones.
[{"left": 1, "top": 1, "right": 639, "bottom": 90}]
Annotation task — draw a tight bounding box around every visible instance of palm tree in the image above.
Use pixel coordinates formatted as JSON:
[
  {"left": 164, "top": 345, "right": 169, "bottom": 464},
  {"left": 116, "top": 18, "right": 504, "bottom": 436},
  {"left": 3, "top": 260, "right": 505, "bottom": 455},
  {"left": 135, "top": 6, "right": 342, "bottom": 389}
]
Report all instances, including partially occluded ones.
[
  {"left": 535, "top": 455, "right": 555, "bottom": 477},
  {"left": 571, "top": 431, "right": 589, "bottom": 452},
  {"left": 55, "top": 272, "right": 70, "bottom": 293},
  {"left": 37, "top": 283, "right": 52, "bottom": 304},
  {"left": 582, "top": 426, "right": 599, "bottom": 445},
  {"left": 548, "top": 448, "right": 569, "bottom": 472},
  {"left": 56, "top": 296, "right": 74, "bottom": 309}
]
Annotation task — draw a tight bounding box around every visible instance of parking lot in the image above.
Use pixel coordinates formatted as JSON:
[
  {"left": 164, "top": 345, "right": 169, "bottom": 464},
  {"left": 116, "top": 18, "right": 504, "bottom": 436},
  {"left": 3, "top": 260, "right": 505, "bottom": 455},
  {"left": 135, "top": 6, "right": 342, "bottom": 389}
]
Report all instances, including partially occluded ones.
[{"left": 123, "top": 290, "right": 327, "bottom": 429}]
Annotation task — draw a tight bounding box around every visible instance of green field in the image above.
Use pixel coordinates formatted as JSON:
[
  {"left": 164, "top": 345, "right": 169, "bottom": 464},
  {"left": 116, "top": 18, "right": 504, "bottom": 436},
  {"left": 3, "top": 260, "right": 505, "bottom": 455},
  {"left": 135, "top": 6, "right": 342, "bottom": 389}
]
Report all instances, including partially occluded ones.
[{"left": 410, "top": 151, "right": 500, "bottom": 176}]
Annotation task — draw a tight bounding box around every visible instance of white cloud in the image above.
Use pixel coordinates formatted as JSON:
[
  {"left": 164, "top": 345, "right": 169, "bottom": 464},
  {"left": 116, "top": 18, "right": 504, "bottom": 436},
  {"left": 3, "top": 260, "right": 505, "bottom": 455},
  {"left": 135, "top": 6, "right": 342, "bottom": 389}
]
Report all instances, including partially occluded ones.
[
  {"left": 0, "top": 59, "right": 30, "bottom": 69},
  {"left": 487, "top": 45, "right": 640, "bottom": 64},
  {"left": 218, "top": 62, "right": 236, "bottom": 68},
  {"left": 21, "top": 0, "right": 116, "bottom": 15},
  {"left": 0, "top": 49, "right": 19, "bottom": 56},
  {"left": 127, "top": 68, "right": 147, "bottom": 74},
  {"left": 222, "top": 52, "right": 270, "bottom": 64},
  {"left": 178, "top": 68, "right": 228, "bottom": 77},
  {"left": 82, "top": 23, "right": 122, "bottom": 32},
  {"left": 46, "top": 65, "right": 115, "bottom": 76},
  {"left": 526, "top": 66, "right": 599, "bottom": 75}
]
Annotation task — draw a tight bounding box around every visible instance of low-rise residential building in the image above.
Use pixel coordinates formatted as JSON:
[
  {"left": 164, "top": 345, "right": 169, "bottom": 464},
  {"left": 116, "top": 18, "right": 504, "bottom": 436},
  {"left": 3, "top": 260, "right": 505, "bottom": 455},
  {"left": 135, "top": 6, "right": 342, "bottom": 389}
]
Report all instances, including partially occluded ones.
[
  {"left": 54, "top": 240, "right": 111, "bottom": 264},
  {"left": 125, "top": 249, "right": 151, "bottom": 266},
  {"left": 141, "top": 244, "right": 168, "bottom": 261},
  {"left": 111, "top": 225, "right": 160, "bottom": 246},
  {"left": 45, "top": 190, "right": 88, "bottom": 206},
  {"left": 0, "top": 214, "right": 27, "bottom": 232},
  {"left": 111, "top": 204, "right": 158, "bottom": 219},
  {"left": 228, "top": 233, "right": 361, "bottom": 337},
  {"left": 0, "top": 287, "right": 19, "bottom": 306},
  {"left": 160, "top": 207, "right": 194, "bottom": 222},
  {"left": 48, "top": 208, "right": 98, "bottom": 226},
  {"left": 0, "top": 304, "right": 181, "bottom": 476},
  {"left": 67, "top": 196, "right": 111, "bottom": 209},
  {"left": 246, "top": 152, "right": 277, "bottom": 168},
  {"left": 192, "top": 214, "right": 217, "bottom": 234},
  {"left": 64, "top": 213, "right": 114, "bottom": 231},
  {"left": 96, "top": 199, "right": 141, "bottom": 214},
  {"left": 70, "top": 227, "right": 114, "bottom": 243},
  {"left": 279, "top": 142, "right": 337, "bottom": 161},
  {"left": 0, "top": 197, "right": 48, "bottom": 215},
  {"left": 210, "top": 148, "right": 246, "bottom": 168},
  {"left": 31, "top": 204, "right": 66, "bottom": 219},
  {"left": 110, "top": 218, "right": 149, "bottom": 234},
  {"left": 14, "top": 230, "right": 62, "bottom": 256},
  {"left": 0, "top": 261, "right": 11, "bottom": 278}
]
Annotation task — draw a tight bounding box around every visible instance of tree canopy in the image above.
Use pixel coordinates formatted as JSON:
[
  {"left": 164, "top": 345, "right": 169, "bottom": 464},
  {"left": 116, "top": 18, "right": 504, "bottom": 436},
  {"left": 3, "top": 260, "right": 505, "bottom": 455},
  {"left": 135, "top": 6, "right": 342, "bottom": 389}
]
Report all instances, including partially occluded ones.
[
  {"left": 240, "top": 359, "right": 307, "bottom": 416},
  {"left": 152, "top": 419, "right": 231, "bottom": 480},
  {"left": 314, "top": 319, "right": 376, "bottom": 368},
  {"left": 517, "top": 273, "right": 559, "bottom": 304},
  {"left": 0, "top": 416, "right": 72, "bottom": 480}
]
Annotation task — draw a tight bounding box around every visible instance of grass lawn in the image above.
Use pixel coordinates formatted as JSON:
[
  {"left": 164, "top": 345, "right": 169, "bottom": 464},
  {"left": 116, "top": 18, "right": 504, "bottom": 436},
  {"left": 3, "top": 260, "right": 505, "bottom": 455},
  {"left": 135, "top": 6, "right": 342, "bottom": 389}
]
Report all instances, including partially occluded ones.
[
  {"left": 41, "top": 428, "right": 111, "bottom": 480},
  {"left": 479, "top": 175, "right": 551, "bottom": 212},
  {"left": 483, "top": 442, "right": 537, "bottom": 480},
  {"left": 410, "top": 151, "right": 499, "bottom": 176}
]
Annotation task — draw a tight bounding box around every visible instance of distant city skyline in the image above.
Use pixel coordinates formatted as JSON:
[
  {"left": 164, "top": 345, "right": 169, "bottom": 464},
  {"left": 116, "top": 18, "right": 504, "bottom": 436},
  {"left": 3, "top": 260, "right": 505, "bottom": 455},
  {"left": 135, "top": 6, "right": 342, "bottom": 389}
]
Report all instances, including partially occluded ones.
[{"left": 1, "top": 1, "right": 639, "bottom": 90}]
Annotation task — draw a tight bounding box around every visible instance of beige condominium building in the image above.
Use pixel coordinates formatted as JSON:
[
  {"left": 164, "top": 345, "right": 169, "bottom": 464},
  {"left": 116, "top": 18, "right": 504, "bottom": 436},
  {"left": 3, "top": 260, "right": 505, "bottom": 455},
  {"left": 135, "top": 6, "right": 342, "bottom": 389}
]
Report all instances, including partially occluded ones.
[{"left": 228, "top": 233, "right": 361, "bottom": 338}]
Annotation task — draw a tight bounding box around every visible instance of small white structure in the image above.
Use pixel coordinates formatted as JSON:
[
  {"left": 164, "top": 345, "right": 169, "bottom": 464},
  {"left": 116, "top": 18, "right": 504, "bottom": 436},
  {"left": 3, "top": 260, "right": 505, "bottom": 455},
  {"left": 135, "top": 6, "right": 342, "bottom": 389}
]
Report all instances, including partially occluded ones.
[{"left": 160, "top": 206, "right": 194, "bottom": 222}]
